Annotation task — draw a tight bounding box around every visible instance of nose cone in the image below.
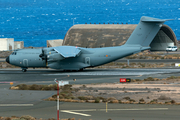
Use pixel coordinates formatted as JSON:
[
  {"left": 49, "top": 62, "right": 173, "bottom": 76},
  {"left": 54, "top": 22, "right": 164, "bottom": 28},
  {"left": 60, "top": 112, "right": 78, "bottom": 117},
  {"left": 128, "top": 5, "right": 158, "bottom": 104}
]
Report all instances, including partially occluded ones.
[{"left": 6, "top": 56, "right": 10, "bottom": 63}]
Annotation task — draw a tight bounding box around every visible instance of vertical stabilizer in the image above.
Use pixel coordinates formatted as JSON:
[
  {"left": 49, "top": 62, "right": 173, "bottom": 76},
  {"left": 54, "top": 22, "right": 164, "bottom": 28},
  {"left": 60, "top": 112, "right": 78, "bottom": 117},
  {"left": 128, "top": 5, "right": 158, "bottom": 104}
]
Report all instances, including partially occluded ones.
[{"left": 125, "top": 16, "right": 171, "bottom": 47}]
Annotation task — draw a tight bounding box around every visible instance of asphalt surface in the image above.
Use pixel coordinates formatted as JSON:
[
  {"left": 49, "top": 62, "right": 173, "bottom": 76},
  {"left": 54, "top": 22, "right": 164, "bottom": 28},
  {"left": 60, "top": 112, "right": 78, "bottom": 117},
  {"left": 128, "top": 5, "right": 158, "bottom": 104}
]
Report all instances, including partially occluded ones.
[
  {"left": 1, "top": 68, "right": 180, "bottom": 83},
  {"left": 1, "top": 102, "right": 180, "bottom": 120},
  {"left": 1, "top": 68, "right": 180, "bottom": 119},
  {"left": 116, "top": 59, "right": 180, "bottom": 63}
]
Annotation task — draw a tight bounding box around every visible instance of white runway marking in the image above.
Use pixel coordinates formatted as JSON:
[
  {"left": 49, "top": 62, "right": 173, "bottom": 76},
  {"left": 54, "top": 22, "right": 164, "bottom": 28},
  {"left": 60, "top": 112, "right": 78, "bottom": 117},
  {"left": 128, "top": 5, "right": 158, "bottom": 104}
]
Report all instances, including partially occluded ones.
[
  {"left": 61, "top": 110, "right": 91, "bottom": 116},
  {"left": 61, "top": 108, "right": 168, "bottom": 116},
  {"left": 98, "top": 108, "right": 169, "bottom": 111},
  {"left": 0, "top": 104, "right": 33, "bottom": 106}
]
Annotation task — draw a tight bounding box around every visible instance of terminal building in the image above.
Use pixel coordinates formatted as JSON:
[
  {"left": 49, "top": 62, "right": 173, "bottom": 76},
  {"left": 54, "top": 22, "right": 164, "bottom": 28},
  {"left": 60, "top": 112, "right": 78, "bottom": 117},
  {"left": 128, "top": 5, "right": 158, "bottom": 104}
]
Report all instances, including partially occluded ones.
[{"left": 63, "top": 24, "right": 177, "bottom": 51}]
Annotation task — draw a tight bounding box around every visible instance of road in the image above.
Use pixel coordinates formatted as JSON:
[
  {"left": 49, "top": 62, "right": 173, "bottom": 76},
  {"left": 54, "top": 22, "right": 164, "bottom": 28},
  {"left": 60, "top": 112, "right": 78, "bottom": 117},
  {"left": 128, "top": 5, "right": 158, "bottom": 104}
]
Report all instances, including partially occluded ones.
[{"left": 1, "top": 68, "right": 180, "bottom": 120}]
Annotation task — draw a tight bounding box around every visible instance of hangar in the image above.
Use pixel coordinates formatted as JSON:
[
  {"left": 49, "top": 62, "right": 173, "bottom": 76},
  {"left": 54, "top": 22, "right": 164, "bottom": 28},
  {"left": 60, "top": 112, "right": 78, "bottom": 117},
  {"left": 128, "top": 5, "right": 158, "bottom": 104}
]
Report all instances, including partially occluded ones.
[{"left": 63, "top": 24, "right": 177, "bottom": 51}]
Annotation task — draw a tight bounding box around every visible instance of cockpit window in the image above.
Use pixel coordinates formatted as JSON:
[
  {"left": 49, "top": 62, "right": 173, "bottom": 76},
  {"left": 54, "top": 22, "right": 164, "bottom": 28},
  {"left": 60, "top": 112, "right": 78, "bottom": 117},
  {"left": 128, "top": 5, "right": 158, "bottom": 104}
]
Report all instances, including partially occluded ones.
[{"left": 11, "top": 52, "right": 17, "bottom": 55}]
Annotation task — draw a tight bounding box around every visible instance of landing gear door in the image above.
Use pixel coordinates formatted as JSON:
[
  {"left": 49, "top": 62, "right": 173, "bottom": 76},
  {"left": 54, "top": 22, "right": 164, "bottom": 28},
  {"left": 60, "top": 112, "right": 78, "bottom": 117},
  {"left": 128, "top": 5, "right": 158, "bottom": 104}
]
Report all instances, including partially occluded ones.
[
  {"left": 85, "top": 57, "right": 90, "bottom": 65},
  {"left": 23, "top": 59, "right": 28, "bottom": 67}
]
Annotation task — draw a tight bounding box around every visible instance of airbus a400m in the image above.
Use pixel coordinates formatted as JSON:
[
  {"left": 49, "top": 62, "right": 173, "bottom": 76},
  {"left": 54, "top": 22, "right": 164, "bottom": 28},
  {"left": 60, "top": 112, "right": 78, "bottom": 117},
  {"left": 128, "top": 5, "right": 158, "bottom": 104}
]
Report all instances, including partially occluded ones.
[{"left": 6, "top": 16, "right": 171, "bottom": 72}]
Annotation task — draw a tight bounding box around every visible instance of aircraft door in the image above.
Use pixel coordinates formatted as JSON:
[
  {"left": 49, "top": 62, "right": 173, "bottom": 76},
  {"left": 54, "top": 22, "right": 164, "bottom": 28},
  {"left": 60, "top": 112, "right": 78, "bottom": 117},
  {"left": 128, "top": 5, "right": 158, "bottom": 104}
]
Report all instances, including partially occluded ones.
[
  {"left": 23, "top": 59, "right": 28, "bottom": 67},
  {"left": 85, "top": 57, "right": 90, "bottom": 65}
]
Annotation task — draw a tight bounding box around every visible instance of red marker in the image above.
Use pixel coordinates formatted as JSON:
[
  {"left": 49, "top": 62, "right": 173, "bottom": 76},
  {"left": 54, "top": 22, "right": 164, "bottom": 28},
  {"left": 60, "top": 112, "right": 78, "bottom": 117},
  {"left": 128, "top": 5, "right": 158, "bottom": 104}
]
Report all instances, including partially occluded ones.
[{"left": 120, "top": 78, "right": 126, "bottom": 83}]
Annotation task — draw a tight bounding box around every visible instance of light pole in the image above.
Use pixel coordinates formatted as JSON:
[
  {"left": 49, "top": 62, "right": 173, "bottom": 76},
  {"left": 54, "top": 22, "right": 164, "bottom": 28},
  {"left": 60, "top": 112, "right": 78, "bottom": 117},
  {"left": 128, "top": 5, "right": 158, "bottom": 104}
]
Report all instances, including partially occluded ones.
[{"left": 54, "top": 78, "right": 69, "bottom": 120}]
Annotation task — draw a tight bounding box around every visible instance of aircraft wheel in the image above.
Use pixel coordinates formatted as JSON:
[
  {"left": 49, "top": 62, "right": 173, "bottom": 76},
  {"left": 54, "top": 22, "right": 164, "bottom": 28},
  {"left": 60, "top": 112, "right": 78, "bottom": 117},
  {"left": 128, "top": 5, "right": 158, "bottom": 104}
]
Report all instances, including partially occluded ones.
[
  {"left": 79, "top": 68, "right": 84, "bottom": 71},
  {"left": 22, "top": 69, "right": 27, "bottom": 72}
]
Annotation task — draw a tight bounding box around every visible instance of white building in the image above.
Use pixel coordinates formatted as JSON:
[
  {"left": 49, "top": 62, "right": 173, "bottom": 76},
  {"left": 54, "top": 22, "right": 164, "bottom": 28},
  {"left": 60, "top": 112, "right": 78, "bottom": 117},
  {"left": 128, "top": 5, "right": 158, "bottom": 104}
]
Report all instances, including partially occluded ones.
[
  {"left": 0, "top": 38, "right": 14, "bottom": 51},
  {"left": 14, "top": 41, "right": 24, "bottom": 49}
]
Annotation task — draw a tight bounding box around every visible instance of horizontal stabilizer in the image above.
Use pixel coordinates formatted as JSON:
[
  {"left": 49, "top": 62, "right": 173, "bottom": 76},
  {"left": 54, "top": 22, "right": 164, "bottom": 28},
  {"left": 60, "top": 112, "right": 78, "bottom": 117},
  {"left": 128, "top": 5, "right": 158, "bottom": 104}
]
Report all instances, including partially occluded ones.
[{"left": 54, "top": 46, "right": 81, "bottom": 58}]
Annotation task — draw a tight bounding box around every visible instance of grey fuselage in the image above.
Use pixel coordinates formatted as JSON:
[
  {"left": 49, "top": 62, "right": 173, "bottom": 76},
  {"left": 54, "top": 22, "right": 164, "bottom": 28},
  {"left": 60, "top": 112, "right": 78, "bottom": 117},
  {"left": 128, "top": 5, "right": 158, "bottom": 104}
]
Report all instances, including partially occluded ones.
[{"left": 7, "top": 45, "right": 147, "bottom": 70}]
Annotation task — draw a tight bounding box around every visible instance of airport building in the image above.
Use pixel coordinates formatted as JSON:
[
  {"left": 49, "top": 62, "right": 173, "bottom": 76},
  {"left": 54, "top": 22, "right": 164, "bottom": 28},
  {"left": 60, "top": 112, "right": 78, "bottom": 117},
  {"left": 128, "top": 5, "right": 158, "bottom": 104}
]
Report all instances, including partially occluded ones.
[
  {"left": 14, "top": 41, "right": 24, "bottom": 50},
  {"left": 0, "top": 38, "right": 24, "bottom": 51},
  {"left": 0, "top": 38, "right": 14, "bottom": 51},
  {"left": 63, "top": 24, "right": 177, "bottom": 51},
  {"left": 47, "top": 39, "right": 63, "bottom": 47}
]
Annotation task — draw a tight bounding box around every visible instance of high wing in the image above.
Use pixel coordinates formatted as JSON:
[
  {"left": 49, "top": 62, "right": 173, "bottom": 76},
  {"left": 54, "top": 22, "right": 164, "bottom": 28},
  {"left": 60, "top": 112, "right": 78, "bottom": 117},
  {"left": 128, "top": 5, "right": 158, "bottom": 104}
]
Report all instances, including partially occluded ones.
[
  {"left": 54, "top": 46, "right": 81, "bottom": 58},
  {"left": 39, "top": 46, "right": 82, "bottom": 64}
]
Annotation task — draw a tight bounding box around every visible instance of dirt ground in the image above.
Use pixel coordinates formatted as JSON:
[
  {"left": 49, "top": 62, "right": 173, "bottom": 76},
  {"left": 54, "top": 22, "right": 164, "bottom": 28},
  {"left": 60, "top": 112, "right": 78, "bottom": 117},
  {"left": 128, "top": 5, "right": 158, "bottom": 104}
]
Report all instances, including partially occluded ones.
[{"left": 72, "top": 79, "right": 180, "bottom": 103}]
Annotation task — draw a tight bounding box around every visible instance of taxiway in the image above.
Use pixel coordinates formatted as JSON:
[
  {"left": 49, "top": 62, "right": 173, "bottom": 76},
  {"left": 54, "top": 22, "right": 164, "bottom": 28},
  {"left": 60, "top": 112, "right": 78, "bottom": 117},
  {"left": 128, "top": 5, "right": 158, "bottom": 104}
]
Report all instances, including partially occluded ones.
[{"left": 1, "top": 68, "right": 180, "bottom": 119}]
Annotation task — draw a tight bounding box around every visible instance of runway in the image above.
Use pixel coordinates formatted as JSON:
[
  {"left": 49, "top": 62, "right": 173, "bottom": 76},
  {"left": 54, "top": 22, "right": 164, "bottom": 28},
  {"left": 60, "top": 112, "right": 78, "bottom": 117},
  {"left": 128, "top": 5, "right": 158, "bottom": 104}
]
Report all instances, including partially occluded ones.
[
  {"left": 1, "top": 68, "right": 180, "bottom": 119},
  {"left": 1, "top": 68, "right": 180, "bottom": 84}
]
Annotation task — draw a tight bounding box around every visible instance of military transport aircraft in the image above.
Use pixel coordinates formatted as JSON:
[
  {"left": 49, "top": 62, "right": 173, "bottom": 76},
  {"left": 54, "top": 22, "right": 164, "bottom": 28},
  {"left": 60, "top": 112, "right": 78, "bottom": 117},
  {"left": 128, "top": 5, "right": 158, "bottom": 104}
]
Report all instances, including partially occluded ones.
[{"left": 6, "top": 16, "right": 171, "bottom": 72}]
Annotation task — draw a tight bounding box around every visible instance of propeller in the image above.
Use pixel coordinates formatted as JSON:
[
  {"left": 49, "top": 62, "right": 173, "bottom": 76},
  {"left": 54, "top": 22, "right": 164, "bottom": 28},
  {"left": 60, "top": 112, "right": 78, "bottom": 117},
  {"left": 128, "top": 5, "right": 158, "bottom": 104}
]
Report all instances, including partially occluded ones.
[
  {"left": 39, "top": 48, "right": 47, "bottom": 60},
  {"left": 39, "top": 49, "right": 49, "bottom": 67},
  {"left": 39, "top": 48, "right": 48, "bottom": 67}
]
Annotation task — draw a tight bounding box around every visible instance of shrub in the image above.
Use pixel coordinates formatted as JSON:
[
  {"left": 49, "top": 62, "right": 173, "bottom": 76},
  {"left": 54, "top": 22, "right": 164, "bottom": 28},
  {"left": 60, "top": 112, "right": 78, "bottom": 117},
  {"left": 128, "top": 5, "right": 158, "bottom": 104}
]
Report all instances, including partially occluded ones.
[
  {"left": 20, "top": 115, "right": 35, "bottom": 120},
  {"left": 167, "top": 76, "right": 178, "bottom": 80},
  {"left": 63, "top": 85, "right": 72, "bottom": 90},
  {"left": 42, "top": 85, "right": 52, "bottom": 90},
  {"left": 107, "top": 97, "right": 117, "bottom": 101},
  {"left": 16, "top": 84, "right": 29, "bottom": 90},
  {"left": 110, "top": 100, "right": 119, "bottom": 103},
  {"left": 158, "top": 95, "right": 171, "bottom": 100},
  {"left": 150, "top": 99, "right": 158, "bottom": 103},
  {"left": 123, "top": 97, "right": 130, "bottom": 100},
  {"left": 78, "top": 96, "right": 88, "bottom": 100},
  {"left": 52, "top": 94, "right": 57, "bottom": 98},
  {"left": 48, "top": 118, "right": 56, "bottom": 120},
  {"left": 129, "top": 99, "right": 136, "bottom": 102},
  {"left": 171, "top": 100, "right": 176, "bottom": 104},
  {"left": 29, "top": 84, "right": 42, "bottom": 90},
  {"left": 94, "top": 98, "right": 100, "bottom": 103},
  {"left": 135, "top": 79, "right": 141, "bottom": 81},
  {"left": 144, "top": 77, "right": 154, "bottom": 81},
  {"left": 139, "top": 98, "right": 145, "bottom": 102},
  {"left": 5, "top": 117, "right": 11, "bottom": 120}
]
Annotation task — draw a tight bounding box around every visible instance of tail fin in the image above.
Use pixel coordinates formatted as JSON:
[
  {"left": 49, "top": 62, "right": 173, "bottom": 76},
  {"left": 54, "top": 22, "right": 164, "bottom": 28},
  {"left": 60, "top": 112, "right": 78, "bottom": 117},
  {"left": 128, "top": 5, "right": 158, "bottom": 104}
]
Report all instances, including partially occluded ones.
[{"left": 125, "top": 16, "right": 172, "bottom": 47}]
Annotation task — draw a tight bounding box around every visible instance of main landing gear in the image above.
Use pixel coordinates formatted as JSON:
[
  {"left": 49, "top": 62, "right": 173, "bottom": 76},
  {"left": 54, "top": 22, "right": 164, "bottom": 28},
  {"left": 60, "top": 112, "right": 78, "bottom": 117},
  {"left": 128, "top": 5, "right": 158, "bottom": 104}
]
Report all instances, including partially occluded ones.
[{"left": 22, "top": 68, "right": 27, "bottom": 72}]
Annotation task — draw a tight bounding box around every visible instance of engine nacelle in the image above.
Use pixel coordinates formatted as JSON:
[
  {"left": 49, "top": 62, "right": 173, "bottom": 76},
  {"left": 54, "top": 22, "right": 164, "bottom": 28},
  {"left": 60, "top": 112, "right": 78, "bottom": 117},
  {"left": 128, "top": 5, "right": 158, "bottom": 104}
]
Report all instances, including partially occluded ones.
[{"left": 47, "top": 53, "right": 64, "bottom": 62}]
